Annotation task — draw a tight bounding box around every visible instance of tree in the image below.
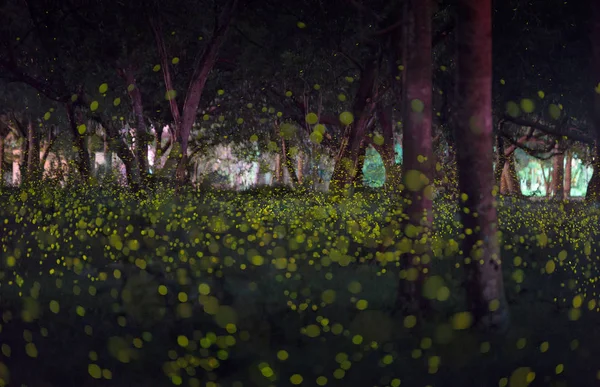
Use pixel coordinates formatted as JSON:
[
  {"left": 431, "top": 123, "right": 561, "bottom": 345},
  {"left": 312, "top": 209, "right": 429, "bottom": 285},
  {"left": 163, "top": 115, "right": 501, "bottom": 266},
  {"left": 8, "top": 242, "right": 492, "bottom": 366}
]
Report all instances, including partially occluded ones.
[
  {"left": 397, "top": 0, "right": 434, "bottom": 312},
  {"left": 149, "top": 0, "right": 239, "bottom": 186},
  {"left": 454, "top": 0, "right": 509, "bottom": 330},
  {"left": 587, "top": 0, "right": 600, "bottom": 201}
]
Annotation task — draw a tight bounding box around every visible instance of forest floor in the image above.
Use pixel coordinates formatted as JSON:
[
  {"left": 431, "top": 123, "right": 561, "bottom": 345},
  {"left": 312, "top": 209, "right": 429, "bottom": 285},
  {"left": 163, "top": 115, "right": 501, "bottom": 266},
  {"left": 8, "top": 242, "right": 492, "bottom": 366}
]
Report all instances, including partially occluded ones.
[{"left": 0, "top": 186, "right": 599, "bottom": 387}]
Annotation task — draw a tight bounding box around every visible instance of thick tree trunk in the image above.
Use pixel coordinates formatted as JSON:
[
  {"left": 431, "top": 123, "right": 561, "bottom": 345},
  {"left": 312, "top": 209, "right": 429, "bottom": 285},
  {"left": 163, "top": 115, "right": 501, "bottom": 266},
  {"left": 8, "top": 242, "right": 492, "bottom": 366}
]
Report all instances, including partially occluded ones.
[
  {"left": 352, "top": 140, "right": 368, "bottom": 188},
  {"left": 121, "top": 67, "right": 150, "bottom": 186},
  {"left": 19, "top": 137, "right": 28, "bottom": 184},
  {"left": 541, "top": 166, "right": 551, "bottom": 197},
  {"left": 275, "top": 154, "right": 283, "bottom": 184},
  {"left": 26, "top": 121, "right": 41, "bottom": 181},
  {"left": 15, "top": 117, "right": 29, "bottom": 184},
  {"left": 588, "top": 1, "right": 600, "bottom": 201},
  {"left": 103, "top": 130, "right": 113, "bottom": 176},
  {"left": 104, "top": 121, "right": 140, "bottom": 189},
  {"left": 154, "top": 124, "right": 164, "bottom": 166},
  {"left": 564, "top": 150, "right": 572, "bottom": 198},
  {"left": 552, "top": 143, "right": 565, "bottom": 199},
  {"left": 455, "top": 0, "right": 509, "bottom": 331},
  {"left": 330, "top": 61, "right": 378, "bottom": 192},
  {"left": 282, "top": 138, "right": 298, "bottom": 186},
  {"left": 587, "top": 145, "right": 600, "bottom": 201},
  {"left": 40, "top": 127, "right": 58, "bottom": 174},
  {"left": 65, "top": 103, "right": 91, "bottom": 181},
  {"left": 395, "top": 0, "right": 434, "bottom": 314},
  {"left": 500, "top": 153, "right": 521, "bottom": 196},
  {"left": 297, "top": 151, "right": 304, "bottom": 184},
  {"left": 377, "top": 103, "right": 401, "bottom": 189},
  {"left": 494, "top": 135, "right": 506, "bottom": 186},
  {"left": 151, "top": 0, "right": 238, "bottom": 186},
  {"left": 0, "top": 135, "right": 4, "bottom": 187}
]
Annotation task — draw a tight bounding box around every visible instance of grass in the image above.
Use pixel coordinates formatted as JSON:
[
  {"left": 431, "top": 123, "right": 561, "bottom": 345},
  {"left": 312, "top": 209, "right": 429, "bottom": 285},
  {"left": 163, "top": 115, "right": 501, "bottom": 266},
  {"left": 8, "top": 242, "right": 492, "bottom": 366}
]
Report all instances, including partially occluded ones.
[{"left": 0, "top": 185, "right": 599, "bottom": 387}]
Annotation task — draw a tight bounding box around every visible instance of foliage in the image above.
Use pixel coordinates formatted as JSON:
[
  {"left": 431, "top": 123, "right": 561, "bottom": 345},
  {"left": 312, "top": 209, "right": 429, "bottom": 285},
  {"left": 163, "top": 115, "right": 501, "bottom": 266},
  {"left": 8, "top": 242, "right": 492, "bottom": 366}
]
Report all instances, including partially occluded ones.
[{"left": 1, "top": 186, "right": 599, "bottom": 386}]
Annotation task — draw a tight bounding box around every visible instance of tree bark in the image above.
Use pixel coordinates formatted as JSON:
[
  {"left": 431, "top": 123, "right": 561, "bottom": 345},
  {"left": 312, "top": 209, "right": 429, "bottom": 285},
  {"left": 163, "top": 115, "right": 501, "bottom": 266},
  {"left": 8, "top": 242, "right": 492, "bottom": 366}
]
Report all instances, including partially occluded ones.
[
  {"left": 376, "top": 103, "right": 401, "bottom": 189},
  {"left": 103, "top": 129, "right": 113, "bottom": 177},
  {"left": 352, "top": 139, "right": 368, "bottom": 188},
  {"left": 282, "top": 138, "right": 298, "bottom": 186},
  {"left": 494, "top": 135, "right": 506, "bottom": 186},
  {"left": 297, "top": 151, "right": 304, "bottom": 184},
  {"left": 552, "top": 142, "right": 565, "bottom": 199},
  {"left": 12, "top": 115, "right": 29, "bottom": 184},
  {"left": 40, "top": 126, "right": 58, "bottom": 173},
  {"left": 0, "top": 135, "right": 4, "bottom": 187},
  {"left": 455, "top": 0, "right": 509, "bottom": 331},
  {"left": 541, "top": 165, "right": 551, "bottom": 197},
  {"left": 26, "top": 121, "right": 41, "bottom": 181},
  {"left": 65, "top": 103, "right": 91, "bottom": 181},
  {"left": 329, "top": 60, "right": 378, "bottom": 192},
  {"left": 120, "top": 66, "right": 149, "bottom": 186},
  {"left": 151, "top": 0, "right": 238, "bottom": 186},
  {"left": 275, "top": 153, "right": 283, "bottom": 184},
  {"left": 587, "top": 0, "right": 600, "bottom": 201},
  {"left": 394, "top": 0, "right": 434, "bottom": 314},
  {"left": 500, "top": 153, "right": 521, "bottom": 196},
  {"left": 564, "top": 150, "right": 572, "bottom": 198},
  {"left": 104, "top": 121, "right": 140, "bottom": 189}
]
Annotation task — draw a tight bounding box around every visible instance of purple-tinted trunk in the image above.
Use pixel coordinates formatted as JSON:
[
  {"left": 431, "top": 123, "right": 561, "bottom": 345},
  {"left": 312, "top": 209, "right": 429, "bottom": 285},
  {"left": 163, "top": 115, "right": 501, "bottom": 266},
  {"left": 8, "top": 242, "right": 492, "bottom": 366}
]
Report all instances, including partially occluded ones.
[{"left": 455, "top": 0, "right": 509, "bottom": 331}]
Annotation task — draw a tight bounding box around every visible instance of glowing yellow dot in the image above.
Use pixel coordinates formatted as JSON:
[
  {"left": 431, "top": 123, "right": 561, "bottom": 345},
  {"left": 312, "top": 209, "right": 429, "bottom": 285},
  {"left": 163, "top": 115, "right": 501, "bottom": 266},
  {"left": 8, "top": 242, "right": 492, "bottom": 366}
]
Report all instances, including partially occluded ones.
[
  {"left": 49, "top": 300, "right": 60, "bottom": 314},
  {"left": 356, "top": 299, "right": 368, "bottom": 310},
  {"left": 451, "top": 312, "right": 472, "bottom": 330},
  {"left": 404, "top": 315, "right": 417, "bottom": 329},
  {"left": 25, "top": 343, "right": 38, "bottom": 358},
  {"left": 277, "top": 350, "right": 289, "bottom": 361},
  {"left": 198, "top": 283, "right": 211, "bottom": 295},
  {"left": 88, "top": 363, "right": 102, "bottom": 379},
  {"left": 177, "top": 335, "right": 189, "bottom": 347}
]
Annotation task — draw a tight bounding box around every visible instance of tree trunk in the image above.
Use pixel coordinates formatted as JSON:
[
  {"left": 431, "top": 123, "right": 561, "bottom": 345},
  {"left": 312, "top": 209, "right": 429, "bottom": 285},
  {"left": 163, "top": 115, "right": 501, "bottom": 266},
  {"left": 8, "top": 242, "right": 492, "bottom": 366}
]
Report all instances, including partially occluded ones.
[
  {"left": 500, "top": 153, "right": 521, "bottom": 196},
  {"left": 0, "top": 135, "right": 4, "bottom": 187},
  {"left": 396, "top": 0, "right": 434, "bottom": 314},
  {"left": 16, "top": 118, "right": 29, "bottom": 184},
  {"left": 494, "top": 135, "right": 506, "bottom": 186},
  {"left": 65, "top": 103, "right": 91, "bottom": 182},
  {"left": 121, "top": 66, "right": 150, "bottom": 186},
  {"left": 377, "top": 103, "right": 401, "bottom": 189},
  {"left": 103, "top": 130, "right": 113, "bottom": 177},
  {"left": 40, "top": 126, "right": 58, "bottom": 174},
  {"left": 552, "top": 142, "right": 565, "bottom": 200},
  {"left": 275, "top": 153, "right": 283, "bottom": 184},
  {"left": 541, "top": 165, "right": 551, "bottom": 197},
  {"left": 154, "top": 124, "right": 164, "bottom": 167},
  {"left": 297, "top": 151, "right": 304, "bottom": 184},
  {"left": 26, "top": 121, "right": 41, "bottom": 181},
  {"left": 104, "top": 121, "right": 140, "bottom": 190},
  {"left": 587, "top": 0, "right": 600, "bottom": 202},
  {"left": 564, "top": 150, "right": 572, "bottom": 198},
  {"left": 151, "top": 0, "right": 238, "bottom": 186},
  {"left": 352, "top": 140, "right": 368, "bottom": 188},
  {"left": 455, "top": 0, "right": 509, "bottom": 331},
  {"left": 587, "top": 145, "right": 600, "bottom": 201},
  {"left": 330, "top": 60, "right": 378, "bottom": 192},
  {"left": 282, "top": 138, "right": 298, "bottom": 186}
]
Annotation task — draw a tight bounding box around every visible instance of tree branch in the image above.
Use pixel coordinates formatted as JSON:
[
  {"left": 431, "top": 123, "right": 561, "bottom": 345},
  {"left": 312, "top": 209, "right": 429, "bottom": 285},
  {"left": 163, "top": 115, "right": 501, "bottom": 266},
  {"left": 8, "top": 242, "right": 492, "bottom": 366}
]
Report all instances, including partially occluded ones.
[{"left": 503, "top": 114, "right": 593, "bottom": 145}]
